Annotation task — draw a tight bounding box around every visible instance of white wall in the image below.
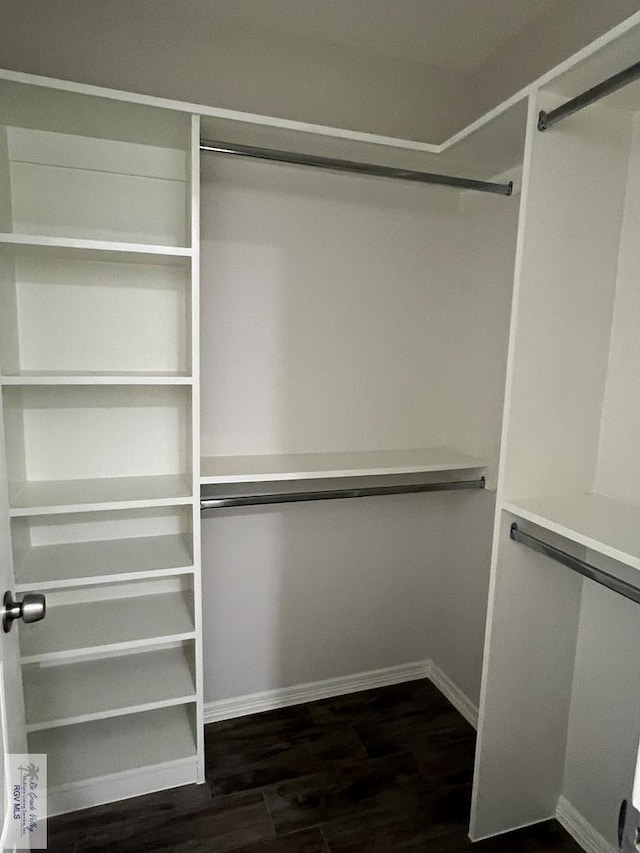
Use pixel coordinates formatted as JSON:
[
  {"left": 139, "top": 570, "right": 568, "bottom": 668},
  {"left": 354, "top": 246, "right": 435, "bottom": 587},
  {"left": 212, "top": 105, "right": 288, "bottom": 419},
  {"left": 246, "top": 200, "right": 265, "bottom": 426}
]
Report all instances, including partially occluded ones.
[
  {"left": 200, "top": 155, "right": 516, "bottom": 706},
  {"left": 202, "top": 497, "right": 444, "bottom": 701},
  {"left": 0, "top": 0, "right": 467, "bottom": 143},
  {"left": 596, "top": 113, "right": 640, "bottom": 504},
  {"left": 562, "top": 582, "right": 640, "bottom": 848},
  {"left": 200, "top": 158, "right": 462, "bottom": 458},
  {"left": 467, "top": 0, "right": 640, "bottom": 126},
  {"left": 428, "top": 192, "right": 517, "bottom": 702},
  {"left": 0, "top": 0, "right": 638, "bottom": 143},
  {"left": 560, "top": 109, "right": 640, "bottom": 849}
]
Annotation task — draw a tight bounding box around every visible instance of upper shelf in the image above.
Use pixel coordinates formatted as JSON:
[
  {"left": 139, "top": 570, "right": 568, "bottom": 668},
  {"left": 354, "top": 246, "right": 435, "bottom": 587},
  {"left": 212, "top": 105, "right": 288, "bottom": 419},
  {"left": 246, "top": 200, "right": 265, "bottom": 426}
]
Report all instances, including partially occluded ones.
[
  {"left": 542, "top": 21, "right": 640, "bottom": 115},
  {"left": 503, "top": 492, "right": 640, "bottom": 574},
  {"left": 0, "top": 373, "right": 193, "bottom": 385},
  {"left": 0, "top": 233, "right": 192, "bottom": 260},
  {"left": 201, "top": 447, "right": 485, "bottom": 485},
  {"left": 9, "top": 475, "right": 193, "bottom": 516}
]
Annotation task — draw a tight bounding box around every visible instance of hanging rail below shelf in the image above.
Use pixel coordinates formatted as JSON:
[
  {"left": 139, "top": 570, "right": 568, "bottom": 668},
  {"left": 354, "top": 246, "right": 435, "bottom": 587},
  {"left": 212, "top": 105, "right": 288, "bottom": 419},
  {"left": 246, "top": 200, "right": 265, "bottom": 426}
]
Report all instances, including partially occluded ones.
[
  {"left": 510, "top": 523, "right": 640, "bottom": 606},
  {"left": 538, "top": 59, "right": 640, "bottom": 131},
  {"left": 200, "top": 476, "right": 485, "bottom": 510},
  {"left": 199, "top": 139, "right": 513, "bottom": 196}
]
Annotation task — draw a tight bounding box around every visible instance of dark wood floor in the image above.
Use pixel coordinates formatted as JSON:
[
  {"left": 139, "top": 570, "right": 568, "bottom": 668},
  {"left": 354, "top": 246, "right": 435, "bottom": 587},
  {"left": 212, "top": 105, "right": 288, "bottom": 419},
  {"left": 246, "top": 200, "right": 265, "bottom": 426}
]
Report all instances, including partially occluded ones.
[{"left": 48, "top": 680, "right": 582, "bottom": 852}]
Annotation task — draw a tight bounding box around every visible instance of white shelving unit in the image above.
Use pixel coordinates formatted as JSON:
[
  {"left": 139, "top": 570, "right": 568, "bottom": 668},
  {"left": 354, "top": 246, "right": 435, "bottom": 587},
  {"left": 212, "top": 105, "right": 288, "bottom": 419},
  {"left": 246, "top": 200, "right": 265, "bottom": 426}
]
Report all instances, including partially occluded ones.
[
  {"left": 471, "top": 20, "right": 640, "bottom": 849},
  {"left": 201, "top": 447, "right": 486, "bottom": 485},
  {"left": 2, "top": 13, "right": 640, "bottom": 844},
  {"left": 0, "top": 76, "right": 203, "bottom": 812}
]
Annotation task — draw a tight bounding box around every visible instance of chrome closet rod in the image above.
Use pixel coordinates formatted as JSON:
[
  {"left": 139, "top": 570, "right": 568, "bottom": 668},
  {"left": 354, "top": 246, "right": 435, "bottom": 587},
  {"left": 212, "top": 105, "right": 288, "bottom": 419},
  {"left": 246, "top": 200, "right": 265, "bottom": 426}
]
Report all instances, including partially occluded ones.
[
  {"left": 200, "top": 476, "right": 485, "bottom": 510},
  {"left": 510, "top": 523, "right": 640, "bottom": 606},
  {"left": 538, "top": 58, "right": 640, "bottom": 131},
  {"left": 200, "top": 139, "right": 513, "bottom": 196}
]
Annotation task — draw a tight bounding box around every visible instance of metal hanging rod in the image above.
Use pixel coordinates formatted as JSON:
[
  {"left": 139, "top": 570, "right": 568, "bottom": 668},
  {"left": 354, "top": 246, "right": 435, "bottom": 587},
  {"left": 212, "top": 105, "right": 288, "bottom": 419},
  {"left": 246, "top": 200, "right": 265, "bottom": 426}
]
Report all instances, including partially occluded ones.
[
  {"left": 201, "top": 476, "right": 485, "bottom": 511},
  {"left": 538, "top": 58, "right": 640, "bottom": 131},
  {"left": 510, "top": 523, "right": 640, "bottom": 606},
  {"left": 200, "top": 139, "right": 513, "bottom": 197}
]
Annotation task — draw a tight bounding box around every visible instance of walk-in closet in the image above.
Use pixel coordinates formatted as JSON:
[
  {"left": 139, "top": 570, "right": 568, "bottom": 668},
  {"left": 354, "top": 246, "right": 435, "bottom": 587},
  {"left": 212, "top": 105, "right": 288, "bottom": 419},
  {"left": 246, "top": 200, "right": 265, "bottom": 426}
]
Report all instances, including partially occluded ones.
[{"left": 1, "top": 6, "right": 640, "bottom": 853}]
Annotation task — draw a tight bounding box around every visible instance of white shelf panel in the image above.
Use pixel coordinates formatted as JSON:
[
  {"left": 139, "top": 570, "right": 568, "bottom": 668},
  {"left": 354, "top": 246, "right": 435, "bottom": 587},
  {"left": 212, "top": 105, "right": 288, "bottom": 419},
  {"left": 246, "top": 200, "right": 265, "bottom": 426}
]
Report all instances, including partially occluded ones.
[
  {"left": 28, "top": 704, "right": 197, "bottom": 789},
  {"left": 503, "top": 493, "right": 640, "bottom": 573},
  {"left": 1, "top": 373, "right": 193, "bottom": 385},
  {"left": 15, "top": 533, "right": 193, "bottom": 590},
  {"left": 201, "top": 447, "right": 485, "bottom": 485},
  {"left": 9, "top": 475, "right": 193, "bottom": 516},
  {"left": 0, "top": 232, "right": 192, "bottom": 259},
  {"left": 24, "top": 646, "right": 196, "bottom": 731},
  {"left": 19, "top": 590, "right": 195, "bottom": 663}
]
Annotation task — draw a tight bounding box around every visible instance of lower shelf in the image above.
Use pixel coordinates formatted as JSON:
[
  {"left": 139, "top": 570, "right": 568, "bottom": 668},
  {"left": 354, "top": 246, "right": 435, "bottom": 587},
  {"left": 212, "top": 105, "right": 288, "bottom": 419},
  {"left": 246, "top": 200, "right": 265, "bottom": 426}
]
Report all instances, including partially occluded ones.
[
  {"left": 29, "top": 704, "right": 199, "bottom": 815},
  {"left": 23, "top": 644, "right": 197, "bottom": 731}
]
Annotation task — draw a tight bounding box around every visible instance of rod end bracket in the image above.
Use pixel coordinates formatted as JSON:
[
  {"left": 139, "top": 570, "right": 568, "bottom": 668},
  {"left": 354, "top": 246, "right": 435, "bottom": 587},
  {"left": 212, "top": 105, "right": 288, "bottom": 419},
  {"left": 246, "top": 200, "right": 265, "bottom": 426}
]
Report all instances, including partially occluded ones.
[{"left": 537, "top": 111, "right": 548, "bottom": 132}]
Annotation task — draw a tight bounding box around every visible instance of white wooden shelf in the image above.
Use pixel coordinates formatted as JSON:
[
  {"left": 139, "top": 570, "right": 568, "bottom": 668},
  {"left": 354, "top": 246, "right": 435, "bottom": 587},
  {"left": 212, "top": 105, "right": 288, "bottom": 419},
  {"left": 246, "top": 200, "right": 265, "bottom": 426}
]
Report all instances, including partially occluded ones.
[
  {"left": 1, "top": 373, "right": 193, "bottom": 385},
  {"left": 14, "top": 533, "right": 193, "bottom": 591},
  {"left": 28, "top": 704, "right": 197, "bottom": 789},
  {"left": 23, "top": 646, "right": 196, "bottom": 731},
  {"left": 200, "top": 448, "right": 485, "bottom": 485},
  {"left": 502, "top": 493, "right": 640, "bottom": 573},
  {"left": 0, "top": 233, "right": 192, "bottom": 259},
  {"left": 19, "top": 590, "right": 195, "bottom": 663},
  {"left": 9, "top": 475, "right": 193, "bottom": 516}
]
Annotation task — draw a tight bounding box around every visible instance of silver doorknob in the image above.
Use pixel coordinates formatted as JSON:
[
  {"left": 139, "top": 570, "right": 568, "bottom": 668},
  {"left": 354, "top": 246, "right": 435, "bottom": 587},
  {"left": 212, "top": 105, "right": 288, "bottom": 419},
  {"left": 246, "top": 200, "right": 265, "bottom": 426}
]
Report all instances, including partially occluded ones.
[{"left": 2, "top": 591, "right": 46, "bottom": 633}]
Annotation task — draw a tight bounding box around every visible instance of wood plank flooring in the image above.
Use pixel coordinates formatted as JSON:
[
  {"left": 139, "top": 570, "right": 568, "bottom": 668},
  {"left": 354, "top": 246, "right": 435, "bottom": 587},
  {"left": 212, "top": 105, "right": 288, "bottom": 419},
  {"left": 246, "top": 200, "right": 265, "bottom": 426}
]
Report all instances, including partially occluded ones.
[{"left": 48, "top": 679, "right": 583, "bottom": 851}]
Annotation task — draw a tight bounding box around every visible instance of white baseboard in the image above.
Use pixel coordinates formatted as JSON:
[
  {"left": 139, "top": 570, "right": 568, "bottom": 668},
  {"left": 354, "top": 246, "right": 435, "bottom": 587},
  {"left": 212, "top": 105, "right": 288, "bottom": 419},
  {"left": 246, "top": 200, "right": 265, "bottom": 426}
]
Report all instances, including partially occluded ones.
[
  {"left": 556, "top": 796, "right": 617, "bottom": 853},
  {"left": 204, "top": 660, "right": 431, "bottom": 723},
  {"left": 204, "top": 659, "right": 480, "bottom": 728},
  {"left": 429, "top": 661, "right": 479, "bottom": 729},
  {"left": 47, "top": 757, "right": 199, "bottom": 816}
]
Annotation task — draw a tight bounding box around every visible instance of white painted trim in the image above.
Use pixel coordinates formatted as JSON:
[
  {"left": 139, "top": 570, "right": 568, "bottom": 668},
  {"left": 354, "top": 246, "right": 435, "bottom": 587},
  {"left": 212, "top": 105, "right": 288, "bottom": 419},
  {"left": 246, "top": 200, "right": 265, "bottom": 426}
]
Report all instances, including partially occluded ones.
[
  {"left": 189, "top": 111, "right": 205, "bottom": 786},
  {"left": 469, "top": 814, "right": 556, "bottom": 844},
  {"left": 556, "top": 796, "right": 617, "bottom": 853},
  {"left": 469, "top": 91, "right": 540, "bottom": 839},
  {"left": 429, "top": 662, "right": 479, "bottom": 729},
  {"left": 203, "top": 660, "right": 479, "bottom": 728},
  {"left": 1, "top": 9, "right": 640, "bottom": 155},
  {"left": 0, "top": 69, "right": 443, "bottom": 153},
  {"left": 47, "top": 757, "right": 199, "bottom": 816},
  {"left": 203, "top": 660, "right": 431, "bottom": 723}
]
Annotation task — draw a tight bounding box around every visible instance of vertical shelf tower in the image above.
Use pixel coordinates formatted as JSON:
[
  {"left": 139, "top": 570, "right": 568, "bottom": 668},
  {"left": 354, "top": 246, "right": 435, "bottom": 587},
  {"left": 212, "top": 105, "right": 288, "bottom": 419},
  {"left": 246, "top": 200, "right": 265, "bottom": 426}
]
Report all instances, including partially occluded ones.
[{"left": 0, "top": 79, "right": 203, "bottom": 813}]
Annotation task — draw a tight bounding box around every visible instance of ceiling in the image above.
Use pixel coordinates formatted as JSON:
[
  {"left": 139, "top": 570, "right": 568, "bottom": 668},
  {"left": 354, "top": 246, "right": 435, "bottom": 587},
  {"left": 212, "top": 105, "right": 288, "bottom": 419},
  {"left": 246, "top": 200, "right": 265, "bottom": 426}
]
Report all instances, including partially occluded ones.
[{"left": 209, "top": 0, "right": 563, "bottom": 73}]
